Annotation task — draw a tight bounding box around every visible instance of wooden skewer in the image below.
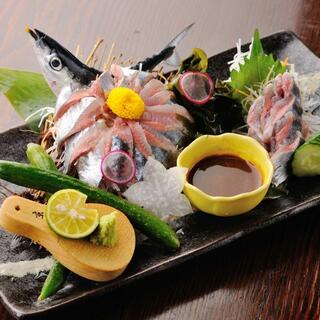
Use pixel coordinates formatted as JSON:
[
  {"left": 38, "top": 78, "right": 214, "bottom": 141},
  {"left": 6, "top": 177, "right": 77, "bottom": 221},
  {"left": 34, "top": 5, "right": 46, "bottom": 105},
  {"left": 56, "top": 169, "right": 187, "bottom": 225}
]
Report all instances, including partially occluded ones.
[
  {"left": 104, "top": 42, "right": 115, "bottom": 71},
  {"left": 85, "top": 38, "right": 104, "bottom": 66}
]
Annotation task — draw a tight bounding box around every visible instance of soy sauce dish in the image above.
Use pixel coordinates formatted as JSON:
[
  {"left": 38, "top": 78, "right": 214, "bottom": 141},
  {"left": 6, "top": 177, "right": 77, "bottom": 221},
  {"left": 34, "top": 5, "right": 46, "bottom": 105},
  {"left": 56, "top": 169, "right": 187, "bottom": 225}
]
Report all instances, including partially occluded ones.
[{"left": 177, "top": 134, "right": 274, "bottom": 216}]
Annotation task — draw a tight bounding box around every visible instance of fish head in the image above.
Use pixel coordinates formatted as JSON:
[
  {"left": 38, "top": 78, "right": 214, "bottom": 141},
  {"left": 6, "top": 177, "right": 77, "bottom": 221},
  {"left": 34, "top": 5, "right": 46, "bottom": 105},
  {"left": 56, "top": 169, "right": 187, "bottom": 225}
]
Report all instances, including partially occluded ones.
[{"left": 26, "top": 27, "right": 101, "bottom": 95}]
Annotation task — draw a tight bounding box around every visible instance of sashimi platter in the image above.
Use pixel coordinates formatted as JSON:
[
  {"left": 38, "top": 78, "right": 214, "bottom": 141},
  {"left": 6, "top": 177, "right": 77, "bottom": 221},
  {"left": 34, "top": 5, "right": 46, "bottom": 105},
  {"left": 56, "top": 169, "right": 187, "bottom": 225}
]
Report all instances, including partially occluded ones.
[{"left": 0, "top": 24, "right": 320, "bottom": 317}]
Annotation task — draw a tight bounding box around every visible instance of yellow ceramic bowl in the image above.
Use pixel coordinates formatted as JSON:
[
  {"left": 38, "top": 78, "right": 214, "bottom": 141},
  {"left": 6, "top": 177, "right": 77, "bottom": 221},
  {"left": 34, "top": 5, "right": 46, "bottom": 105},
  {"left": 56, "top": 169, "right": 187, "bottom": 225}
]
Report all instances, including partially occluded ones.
[{"left": 177, "top": 134, "right": 273, "bottom": 217}]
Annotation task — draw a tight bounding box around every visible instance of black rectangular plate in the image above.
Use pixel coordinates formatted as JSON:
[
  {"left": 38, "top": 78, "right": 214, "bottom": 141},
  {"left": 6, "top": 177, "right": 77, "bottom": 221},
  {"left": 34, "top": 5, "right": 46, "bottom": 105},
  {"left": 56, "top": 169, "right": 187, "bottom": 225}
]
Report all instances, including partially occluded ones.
[{"left": 1, "top": 31, "right": 320, "bottom": 319}]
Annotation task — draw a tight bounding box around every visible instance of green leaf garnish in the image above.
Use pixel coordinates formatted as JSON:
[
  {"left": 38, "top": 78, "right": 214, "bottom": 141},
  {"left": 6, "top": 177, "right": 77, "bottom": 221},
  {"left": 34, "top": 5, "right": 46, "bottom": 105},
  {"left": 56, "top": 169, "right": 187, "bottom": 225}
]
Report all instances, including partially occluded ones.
[
  {"left": 229, "top": 30, "right": 286, "bottom": 111},
  {"left": 0, "top": 68, "right": 56, "bottom": 131}
]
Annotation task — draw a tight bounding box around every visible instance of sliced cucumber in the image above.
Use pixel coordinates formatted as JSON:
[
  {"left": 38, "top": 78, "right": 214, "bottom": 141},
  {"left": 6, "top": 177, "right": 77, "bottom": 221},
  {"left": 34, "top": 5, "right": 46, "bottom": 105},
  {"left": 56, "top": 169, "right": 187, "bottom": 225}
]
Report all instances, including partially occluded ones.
[
  {"left": 0, "top": 160, "right": 180, "bottom": 250},
  {"left": 292, "top": 133, "right": 320, "bottom": 176}
]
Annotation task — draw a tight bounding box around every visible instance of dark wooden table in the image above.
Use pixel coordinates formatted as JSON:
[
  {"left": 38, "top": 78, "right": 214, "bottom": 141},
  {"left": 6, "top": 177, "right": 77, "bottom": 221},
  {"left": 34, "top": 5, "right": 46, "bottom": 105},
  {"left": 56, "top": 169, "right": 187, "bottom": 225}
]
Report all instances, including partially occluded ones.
[{"left": 0, "top": 0, "right": 320, "bottom": 319}]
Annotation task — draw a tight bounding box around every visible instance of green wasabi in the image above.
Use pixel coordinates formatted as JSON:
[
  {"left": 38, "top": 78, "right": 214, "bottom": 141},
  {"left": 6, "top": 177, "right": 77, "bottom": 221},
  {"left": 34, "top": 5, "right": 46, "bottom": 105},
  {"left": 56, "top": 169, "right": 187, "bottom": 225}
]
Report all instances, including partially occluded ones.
[{"left": 90, "top": 212, "right": 118, "bottom": 247}]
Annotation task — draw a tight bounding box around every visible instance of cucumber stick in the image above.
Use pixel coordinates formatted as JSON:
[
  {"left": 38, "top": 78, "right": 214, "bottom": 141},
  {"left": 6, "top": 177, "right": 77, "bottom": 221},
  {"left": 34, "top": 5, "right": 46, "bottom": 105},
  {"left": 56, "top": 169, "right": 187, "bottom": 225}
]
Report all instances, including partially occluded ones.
[
  {"left": 26, "top": 144, "right": 69, "bottom": 300},
  {"left": 292, "top": 133, "right": 320, "bottom": 177},
  {"left": 26, "top": 143, "right": 57, "bottom": 172},
  {"left": 0, "top": 160, "right": 180, "bottom": 250},
  {"left": 38, "top": 260, "right": 68, "bottom": 301}
]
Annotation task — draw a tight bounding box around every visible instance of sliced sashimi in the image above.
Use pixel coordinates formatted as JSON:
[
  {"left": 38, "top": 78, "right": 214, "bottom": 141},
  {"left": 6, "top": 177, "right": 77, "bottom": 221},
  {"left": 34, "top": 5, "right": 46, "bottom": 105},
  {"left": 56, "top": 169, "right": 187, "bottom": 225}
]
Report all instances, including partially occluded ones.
[
  {"left": 139, "top": 79, "right": 166, "bottom": 101},
  {"left": 140, "top": 120, "right": 184, "bottom": 132},
  {"left": 55, "top": 97, "right": 96, "bottom": 146},
  {"left": 145, "top": 104, "right": 194, "bottom": 122},
  {"left": 68, "top": 121, "right": 106, "bottom": 169},
  {"left": 142, "top": 124, "right": 177, "bottom": 153},
  {"left": 110, "top": 64, "right": 124, "bottom": 87},
  {"left": 142, "top": 90, "right": 173, "bottom": 106},
  {"left": 52, "top": 64, "right": 193, "bottom": 191},
  {"left": 247, "top": 96, "right": 265, "bottom": 144},
  {"left": 112, "top": 118, "right": 134, "bottom": 155},
  {"left": 141, "top": 111, "right": 184, "bottom": 130},
  {"left": 247, "top": 72, "right": 304, "bottom": 186},
  {"left": 127, "top": 121, "right": 152, "bottom": 158},
  {"left": 59, "top": 98, "right": 104, "bottom": 146}
]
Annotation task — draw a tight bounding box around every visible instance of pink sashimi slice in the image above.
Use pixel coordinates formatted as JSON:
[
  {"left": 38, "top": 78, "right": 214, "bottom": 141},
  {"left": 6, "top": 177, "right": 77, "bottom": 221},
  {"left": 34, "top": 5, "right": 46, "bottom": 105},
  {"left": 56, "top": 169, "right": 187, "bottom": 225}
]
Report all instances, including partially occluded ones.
[
  {"left": 139, "top": 79, "right": 166, "bottom": 101},
  {"left": 142, "top": 124, "right": 177, "bottom": 153},
  {"left": 142, "top": 89, "right": 173, "bottom": 106},
  {"left": 127, "top": 121, "right": 152, "bottom": 158},
  {"left": 113, "top": 118, "right": 134, "bottom": 155},
  {"left": 68, "top": 125, "right": 105, "bottom": 168},
  {"left": 126, "top": 72, "right": 143, "bottom": 93},
  {"left": 262, "top": 95, "right": 294, "bottom": 143},
  {"left": 141, "top": 111, "right": 184, "bottom": 130},
  {"left": 145, "top": 104, "right": 194, "bottom": 122},
  {"left": 247, "top": 96, "right": 265, "bottom": 144},
  {"left": 55, "top": 80, "right": 104, "bottom": 121},
  {"left": 110, "top": 64, "right": 124, "bottom": 87},
  {"left": 140, "top": 120, "right": 184, "bottom": 132},
  {"left": 59, "top": 98, "right": 104, "bottom": 147}
]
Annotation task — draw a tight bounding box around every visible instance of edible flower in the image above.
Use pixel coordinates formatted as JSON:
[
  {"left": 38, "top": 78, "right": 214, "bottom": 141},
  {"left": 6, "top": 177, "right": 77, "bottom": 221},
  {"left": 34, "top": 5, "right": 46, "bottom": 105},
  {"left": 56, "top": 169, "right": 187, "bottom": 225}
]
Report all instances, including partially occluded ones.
[
  {"left": 107, "top": 87, "right": 145, "bottom": 120},
  {"left": 123, "top": 157, "right": 193, "bottom": 219}
]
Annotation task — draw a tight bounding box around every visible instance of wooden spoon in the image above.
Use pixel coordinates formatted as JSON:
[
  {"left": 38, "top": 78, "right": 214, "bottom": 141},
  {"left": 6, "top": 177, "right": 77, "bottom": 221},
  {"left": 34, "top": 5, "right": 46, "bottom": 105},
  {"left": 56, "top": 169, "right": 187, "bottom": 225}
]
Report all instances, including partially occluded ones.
[{"left": 0, "top": 195, "right": 136, "bottom": 281}]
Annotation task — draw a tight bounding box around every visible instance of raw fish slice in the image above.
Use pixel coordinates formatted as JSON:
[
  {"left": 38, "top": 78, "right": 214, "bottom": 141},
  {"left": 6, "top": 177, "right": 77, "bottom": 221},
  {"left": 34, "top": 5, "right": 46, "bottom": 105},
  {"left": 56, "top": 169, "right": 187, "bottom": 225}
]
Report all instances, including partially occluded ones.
[
  {"left": 77, "top": 149, "right": 103, "bottom": 187},
  {"left": 140, "top": 120, "right": 184, "bottom": 132},
  {"left": 146, "top": 104, "right": 193, "bottom": 122},
  {"left": 102, "top": 128, "right": 114, "bottom": 156},
  {"left": 260, "top": 84, "right": 275, "bottom": 129},
  {"left": 139, "top": 79, "right": 166, "bottom": 101},
  {"left": 271, "top": 135, "right": 301, "bottom": 186},
  {"left": 127, "top": 121, "right": 152, "bottom": 158},
  {"left": 63, "top": 129, "right": 89, "bottom": 173},
  {"left": 274, "top": 73, "right": 293, "bottom": 98},
  {"left": 55, "top": 85, "right": 73, "bottom": 113},
  {"left": 142, "top": 124, "right": 177, "bottom": 153},
  {"left": 89, "top": 78, "right": 105, "bottom": 98},
  {"left": 142, "top": 90, "right": 173, "bottom": 106},
  {"left": 262, "top": 95, "right": 295, "bottom": 143},
  {"left": 110, "top": 64, "right": 124, "bottom": 87},
  {"left": 98, "top": 72, "right": 114, "bottom": 91},
  {"left": 55, "top": 79, "right": 104, "bottom": 121},
  {"left": 55, "top": 89, "right": 92, "bottom": 120},
  {"left": 247, "top": 72, "right": 304, "bottom": 186},
  {"left": 68, "top": 121, "right": 106, "bottom": 168},
  {"left": 112, "top": 118, "right": 134, "bottom": 155},
  {"left": 141, "top": 111, "right": 184, "bottom": 130},
  {"left": 59, "top": 97, "right": 104, "bottom": 146},
  {"left": 55, "top": 97, "right": 96, "bottom": 145},
  {"left": 76, "top": 127, "right": 113, "bottom": 187},
  {"left": 247, "top": 96, "right": 265, "bottom": 144},
  {"left": 125, "top": 71, "right": 143, "bottom": 93},
  {"left": 133, "top": 148, "right": 147, "bottom": 181},
  {"left": 270, "top": 112, "right": 294, "bottom": 153}
]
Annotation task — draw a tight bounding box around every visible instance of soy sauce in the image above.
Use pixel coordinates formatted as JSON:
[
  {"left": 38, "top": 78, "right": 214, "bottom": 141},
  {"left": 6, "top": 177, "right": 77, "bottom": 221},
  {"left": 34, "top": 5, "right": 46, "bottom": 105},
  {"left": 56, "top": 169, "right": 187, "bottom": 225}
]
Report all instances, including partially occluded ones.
[{"left": 187, "top": 155, "right": 262, "bottom": 197}]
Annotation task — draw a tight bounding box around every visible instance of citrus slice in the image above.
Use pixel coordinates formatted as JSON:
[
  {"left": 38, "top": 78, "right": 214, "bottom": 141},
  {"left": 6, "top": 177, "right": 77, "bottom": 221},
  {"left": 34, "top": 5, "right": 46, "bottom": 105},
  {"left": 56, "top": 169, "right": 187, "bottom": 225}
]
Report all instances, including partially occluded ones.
[
  {"left": 46, "top": 189, "right": 99, "bottom": 239},
  {"left": 178, "top": 71, "right": 214, "bottom": 105}
]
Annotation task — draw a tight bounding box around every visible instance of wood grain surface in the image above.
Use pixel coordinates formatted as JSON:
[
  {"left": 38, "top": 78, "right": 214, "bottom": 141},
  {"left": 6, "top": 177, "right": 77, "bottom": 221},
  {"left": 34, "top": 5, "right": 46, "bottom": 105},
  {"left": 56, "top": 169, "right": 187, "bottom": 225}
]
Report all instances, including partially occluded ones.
[{"left": 0, "top": 0, "right": 320, "bottom": 319}]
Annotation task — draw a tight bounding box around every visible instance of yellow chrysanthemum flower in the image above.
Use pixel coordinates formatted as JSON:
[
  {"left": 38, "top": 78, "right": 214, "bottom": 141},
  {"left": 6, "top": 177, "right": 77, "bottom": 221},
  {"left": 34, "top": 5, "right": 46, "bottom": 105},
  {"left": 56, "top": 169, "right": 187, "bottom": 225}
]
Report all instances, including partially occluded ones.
[{"left": 106, "top": 87, "right": 145, "bottom": 120}]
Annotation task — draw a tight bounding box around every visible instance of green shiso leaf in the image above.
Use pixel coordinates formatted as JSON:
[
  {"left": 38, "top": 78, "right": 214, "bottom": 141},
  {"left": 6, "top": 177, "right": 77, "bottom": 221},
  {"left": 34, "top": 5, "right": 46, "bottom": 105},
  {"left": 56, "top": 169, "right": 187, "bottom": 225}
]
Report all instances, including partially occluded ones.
[
  {"left": 229, "top": 29, "right": 286, "bottom": 110},
  {"left": 0, "top": 68, "right": 56, "bottom": 132}
]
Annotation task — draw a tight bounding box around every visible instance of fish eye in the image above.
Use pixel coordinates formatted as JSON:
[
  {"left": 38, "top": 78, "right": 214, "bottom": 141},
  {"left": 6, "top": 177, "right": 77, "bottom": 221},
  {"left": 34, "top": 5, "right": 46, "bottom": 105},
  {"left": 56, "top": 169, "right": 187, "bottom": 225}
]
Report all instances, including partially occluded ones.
[{"left": 49, "top": 56, "right": 62, "bottom": 71}]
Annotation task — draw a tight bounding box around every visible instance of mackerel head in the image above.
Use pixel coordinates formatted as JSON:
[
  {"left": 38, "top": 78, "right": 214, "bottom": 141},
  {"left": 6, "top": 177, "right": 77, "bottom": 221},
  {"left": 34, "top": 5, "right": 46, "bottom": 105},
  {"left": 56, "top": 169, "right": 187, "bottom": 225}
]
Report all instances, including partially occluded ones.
[
  {"left": 27, "top": 24, "right": 194, "bottom": 95},
  {"left": 26, "top": 27, "right": 101, "bottom": 95}
]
